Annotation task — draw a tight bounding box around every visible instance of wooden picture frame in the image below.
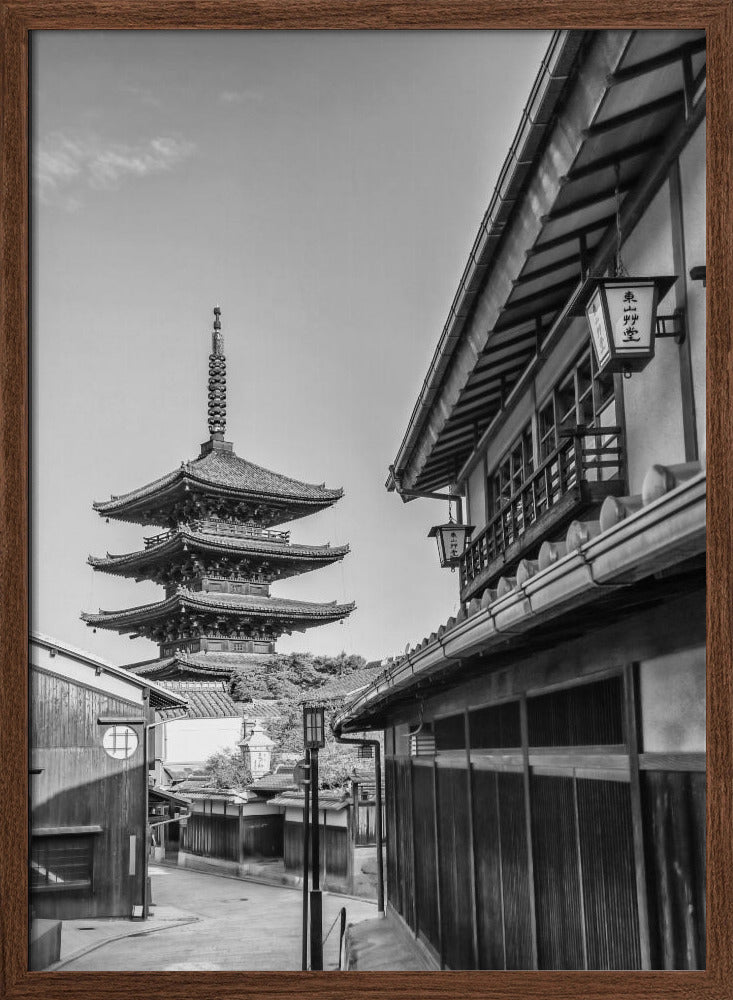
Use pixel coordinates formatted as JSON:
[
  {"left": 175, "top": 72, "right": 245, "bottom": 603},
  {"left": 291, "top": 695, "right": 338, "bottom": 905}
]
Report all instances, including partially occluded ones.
[{"left": 1, "top": 2, "right": 730, "bottom": 998}]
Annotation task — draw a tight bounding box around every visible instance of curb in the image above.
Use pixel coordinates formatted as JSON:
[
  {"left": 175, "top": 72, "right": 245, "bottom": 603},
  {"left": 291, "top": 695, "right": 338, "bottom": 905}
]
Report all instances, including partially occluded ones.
[{"left": 46, "top": 915, "right": 200, "bottom": 971}]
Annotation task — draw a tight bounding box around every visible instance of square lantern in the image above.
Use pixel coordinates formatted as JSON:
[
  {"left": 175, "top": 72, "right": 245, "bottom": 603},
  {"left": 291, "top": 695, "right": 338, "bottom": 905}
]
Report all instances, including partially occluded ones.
[
  {"left": 576, "top": 274, "right": 677, "bottom": 375},
  {"left": 428, "top": 521, "right": 474, "bottom": 569},
  {"left": 303, "top": 703, "right": 326, "bottom": 750}
]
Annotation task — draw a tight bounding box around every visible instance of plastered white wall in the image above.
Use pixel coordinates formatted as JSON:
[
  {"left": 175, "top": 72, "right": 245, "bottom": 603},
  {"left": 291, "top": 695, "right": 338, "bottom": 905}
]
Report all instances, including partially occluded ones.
[
  {"left": 639, "top": 645, "right": 706, "bottom": 752},
  {"left": 163, "top": 716, "right": 243, "bottom": 767}
]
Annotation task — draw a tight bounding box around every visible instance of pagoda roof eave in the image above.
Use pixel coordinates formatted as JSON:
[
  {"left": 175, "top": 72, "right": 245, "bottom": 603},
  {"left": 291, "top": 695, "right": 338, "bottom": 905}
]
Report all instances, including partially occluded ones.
[
  {"left": 88, "top": 530, "right": 350, "bottom": 574},
  {"left": 81, "top": 589, "right": 356, "bottom": 633},
  {"left": 93, "top": 447, "right": 344, "bottom": 526}
]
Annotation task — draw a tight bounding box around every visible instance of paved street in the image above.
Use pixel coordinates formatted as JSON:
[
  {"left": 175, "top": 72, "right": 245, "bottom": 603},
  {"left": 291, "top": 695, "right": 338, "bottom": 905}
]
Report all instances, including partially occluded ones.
[{"left": 61, "top": 865, "right": 378, "bottom": 971}]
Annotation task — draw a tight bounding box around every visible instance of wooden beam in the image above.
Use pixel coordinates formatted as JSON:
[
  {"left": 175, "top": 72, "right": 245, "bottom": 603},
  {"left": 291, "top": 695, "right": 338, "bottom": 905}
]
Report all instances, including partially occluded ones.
[
  {"left": 541, "top": 180, "right": 636, "bottom": 225},
  {"left": 583, "top": 91, "right": 685, "bottom": 138},
  {"left": 561, "top": 136, "right": 664, "bottom": 184},
  {"left": 668, "top": 158, "right": 699, "bottom": 463},
  {"left": 519, "top": 695, "right": 539, "bottom": 969},
  {"left": 607, "top": 37, "right": 705, "bottom": 86},
  {"left": 527, "top": 218, "right": 614, "bottom": 262},
  {"left": 463, "top": 709, "right": 480, "bottom": 969},
  {"left": 623, "top": 663, "right": 652, "bottom": 969}
]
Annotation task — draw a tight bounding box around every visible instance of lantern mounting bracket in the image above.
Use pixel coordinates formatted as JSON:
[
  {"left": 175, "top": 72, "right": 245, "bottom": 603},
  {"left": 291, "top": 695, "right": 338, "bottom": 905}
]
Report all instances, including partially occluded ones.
[{"left": 655, "top": 308, "right": 686, "bottom": 345}]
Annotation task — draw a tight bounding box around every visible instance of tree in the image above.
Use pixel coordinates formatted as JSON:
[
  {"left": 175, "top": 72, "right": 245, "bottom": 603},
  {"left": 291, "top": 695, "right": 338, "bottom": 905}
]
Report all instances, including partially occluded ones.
[
  {"left": 228, "top": 651, "right": 369, "bottom": 789},
  {"left": 204, "top": 748, "right": 252, "bottom": 790}
]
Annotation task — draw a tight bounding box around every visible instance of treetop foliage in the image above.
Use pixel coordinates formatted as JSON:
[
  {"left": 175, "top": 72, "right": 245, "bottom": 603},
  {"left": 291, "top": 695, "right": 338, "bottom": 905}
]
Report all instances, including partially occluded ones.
[{"left": 228, "top": 651, "right": 367, "bottom": 703}]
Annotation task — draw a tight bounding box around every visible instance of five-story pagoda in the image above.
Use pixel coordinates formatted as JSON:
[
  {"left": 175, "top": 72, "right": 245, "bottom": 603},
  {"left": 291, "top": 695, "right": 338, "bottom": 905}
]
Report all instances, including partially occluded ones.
[{"left": 82, "top": 307, "right": 354, "bottom": 681}]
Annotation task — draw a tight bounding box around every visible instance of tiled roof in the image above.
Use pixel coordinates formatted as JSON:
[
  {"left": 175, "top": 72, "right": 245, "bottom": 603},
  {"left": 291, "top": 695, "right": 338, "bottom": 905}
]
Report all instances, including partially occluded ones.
[
  {"left": 160, "top": 682, "right": 245, "bottom": 719},
  {"left": 337, "top": 467, "right": 706, "bottom": 731},
  {"left": 301, "top": 666, "right": 384, "bottom": 705},
  {"left": 127, "top": 651, "right": 275, "bottom": 680},
  {"left": 250, "top": 772, "right": 297, "bottom": 794},
  {"left": 89, "top": 530, "right": 349, "bottom": 571},
  {"left": 154, "top": 682, "right": 282, "bottom": 720},
  {"left": 82, "top": 589, "right": 356, "bottom": 630},
  {"left": 93, "top": 444, "right": 343, "bottom": 516},
  {"left": 268, "top": 790, "right": 350, "bottom": 812}
]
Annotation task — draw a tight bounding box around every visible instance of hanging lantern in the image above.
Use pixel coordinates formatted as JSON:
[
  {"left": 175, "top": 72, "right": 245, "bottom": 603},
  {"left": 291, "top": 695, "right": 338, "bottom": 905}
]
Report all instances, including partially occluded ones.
[
  {"left": 576, "top": 274, "right": 677, "bottom": 376},
  {"left": 302, "top": 703, "right": 326, "bottom": 750},
  {"left": 428, "top": 519, "right": 474, "bottom": 570}
]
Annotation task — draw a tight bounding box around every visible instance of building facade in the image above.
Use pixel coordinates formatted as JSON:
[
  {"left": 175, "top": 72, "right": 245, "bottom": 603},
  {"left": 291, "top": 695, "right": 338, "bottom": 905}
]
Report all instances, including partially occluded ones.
[
  {"left": 29, "top": 633, "right": 186, "bottom": 922},
  {"left": 336, "top": 29, "right": 706, "bottom": 971}
]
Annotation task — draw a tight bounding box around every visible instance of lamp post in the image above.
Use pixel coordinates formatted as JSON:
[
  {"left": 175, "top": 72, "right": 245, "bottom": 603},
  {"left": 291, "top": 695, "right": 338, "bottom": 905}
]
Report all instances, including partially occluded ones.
[{"left": 303, "top": 703, "right": 326, "bottom": 970}]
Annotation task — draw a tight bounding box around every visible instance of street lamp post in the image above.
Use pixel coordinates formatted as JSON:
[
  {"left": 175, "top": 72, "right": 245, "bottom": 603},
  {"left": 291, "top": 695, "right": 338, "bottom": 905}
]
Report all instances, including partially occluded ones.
[{"left": 303, "top": 703, "right": 326, "bottom": 971}]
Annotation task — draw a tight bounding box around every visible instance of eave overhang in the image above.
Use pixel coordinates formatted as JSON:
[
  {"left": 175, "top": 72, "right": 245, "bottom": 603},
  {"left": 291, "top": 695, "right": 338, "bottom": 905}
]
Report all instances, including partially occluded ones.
[
  {"left": 336, "top": 471, "right": 705, "bottom": 733},
  {"left": 93, "top": 448, "right": 344, "bottom": 528},
  {"left": 88, "top": 530, "right": 349, "bottom": 580},
  {"left": 387, "top": 29, "right": 706, "bottom": 495},
  {"left": 82, "top": 589, "right": 356, "bottom": 634}
]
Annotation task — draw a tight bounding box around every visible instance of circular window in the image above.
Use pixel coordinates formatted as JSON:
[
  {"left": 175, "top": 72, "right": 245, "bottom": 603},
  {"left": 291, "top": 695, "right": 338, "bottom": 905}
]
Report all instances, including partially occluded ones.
[{"left": 102, "top": 725, "right": 139, "bottom": 759}]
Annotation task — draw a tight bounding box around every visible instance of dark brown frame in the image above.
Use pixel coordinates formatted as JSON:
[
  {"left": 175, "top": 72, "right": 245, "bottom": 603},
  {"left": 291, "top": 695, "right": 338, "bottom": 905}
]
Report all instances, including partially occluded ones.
[{"left": 1, "top": 3, "right": 730, "bottom": 998}]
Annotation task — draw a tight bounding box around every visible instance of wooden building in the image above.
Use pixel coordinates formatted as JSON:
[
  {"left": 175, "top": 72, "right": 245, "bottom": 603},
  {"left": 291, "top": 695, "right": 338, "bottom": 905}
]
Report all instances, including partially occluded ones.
[
  {"left": 336, "top": 29, "right": 706, "bottom": 971},
  {"left": 29, "top": 633, "right": 187, "bottom": 921},
  {"left": 176, "top": 786, "right": 284, "bottom": 871}
]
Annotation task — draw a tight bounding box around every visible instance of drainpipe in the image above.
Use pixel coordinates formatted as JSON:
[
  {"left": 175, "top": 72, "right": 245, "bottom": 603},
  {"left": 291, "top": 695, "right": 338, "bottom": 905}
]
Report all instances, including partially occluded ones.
[{"left": 332, "top": 731, "right": 384, "bottom": 916}]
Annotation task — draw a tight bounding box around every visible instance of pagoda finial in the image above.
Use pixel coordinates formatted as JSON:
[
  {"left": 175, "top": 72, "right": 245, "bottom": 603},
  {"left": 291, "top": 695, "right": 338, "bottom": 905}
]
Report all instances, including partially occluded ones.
[{"left": 208, "top": 305, "right": 226, "bottom": 438}]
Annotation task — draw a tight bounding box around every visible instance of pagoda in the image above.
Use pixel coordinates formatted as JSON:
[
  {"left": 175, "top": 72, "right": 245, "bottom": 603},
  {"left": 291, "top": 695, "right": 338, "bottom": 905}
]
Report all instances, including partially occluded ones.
[{"left": 82, "top": 307, "right": 354, "bottom": 681}]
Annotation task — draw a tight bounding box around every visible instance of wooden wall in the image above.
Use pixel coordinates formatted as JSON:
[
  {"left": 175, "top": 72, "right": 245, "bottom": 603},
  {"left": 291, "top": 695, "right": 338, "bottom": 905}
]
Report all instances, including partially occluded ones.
[
  {"left": 383, "top": 661, "right": 706, "bottom": 970},
  {"left": 182, "top": 811, "right": 283, "bottom": 861},
  {"left": 283, "top": 819, "right": 348, "bottom": 882},
  {"left": 30, "top": 667, "right": 146, "bottom": 920}
]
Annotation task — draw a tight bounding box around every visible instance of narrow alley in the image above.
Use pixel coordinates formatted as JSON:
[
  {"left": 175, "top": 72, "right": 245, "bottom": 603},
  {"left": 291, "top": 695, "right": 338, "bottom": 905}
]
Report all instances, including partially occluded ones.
[{"left": 56, "top": 865, "right": 377, "bottom": 971}]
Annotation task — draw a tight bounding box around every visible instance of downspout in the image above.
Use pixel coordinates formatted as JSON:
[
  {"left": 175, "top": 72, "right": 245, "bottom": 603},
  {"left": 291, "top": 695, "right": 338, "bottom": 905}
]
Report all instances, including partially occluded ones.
[{"left": 332, "top": 729, "right": 384, "bottom": 916}]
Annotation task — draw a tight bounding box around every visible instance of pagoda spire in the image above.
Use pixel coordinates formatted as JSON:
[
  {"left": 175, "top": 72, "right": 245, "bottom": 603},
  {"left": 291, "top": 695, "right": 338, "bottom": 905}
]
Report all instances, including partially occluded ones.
[{"left": 207, "top": 306, "right": 226, "bottom": 439}]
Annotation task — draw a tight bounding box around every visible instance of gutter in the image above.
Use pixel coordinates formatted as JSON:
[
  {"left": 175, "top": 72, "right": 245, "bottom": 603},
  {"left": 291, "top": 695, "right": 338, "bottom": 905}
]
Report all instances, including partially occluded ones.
[{"left": 335, "top": 472, "right": 705, "bottom": 732}]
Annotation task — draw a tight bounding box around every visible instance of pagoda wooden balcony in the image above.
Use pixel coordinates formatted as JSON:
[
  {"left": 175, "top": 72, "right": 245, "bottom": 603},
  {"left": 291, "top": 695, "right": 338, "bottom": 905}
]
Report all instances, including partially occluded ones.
[
  {"left": 143, "top": 519, "right": 290, "bottom": 550},
  {"left": 460, "top": 427, "right": 626, "bottom": 602}
]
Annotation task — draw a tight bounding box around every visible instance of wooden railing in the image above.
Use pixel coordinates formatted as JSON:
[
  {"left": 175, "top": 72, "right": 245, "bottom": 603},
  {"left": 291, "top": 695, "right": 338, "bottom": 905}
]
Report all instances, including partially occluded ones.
[
  {"left": 461, "top": 427, "right": 624, "bottom": 591},
  {"left": 143, "top": 519, "right": 290, "bottom": 549}
]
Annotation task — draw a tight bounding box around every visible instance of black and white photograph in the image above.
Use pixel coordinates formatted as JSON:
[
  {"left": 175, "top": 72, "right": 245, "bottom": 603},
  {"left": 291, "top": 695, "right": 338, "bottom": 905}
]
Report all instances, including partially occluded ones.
[{"left": 28, "top": 28, "right": 706, "bottom": 973}]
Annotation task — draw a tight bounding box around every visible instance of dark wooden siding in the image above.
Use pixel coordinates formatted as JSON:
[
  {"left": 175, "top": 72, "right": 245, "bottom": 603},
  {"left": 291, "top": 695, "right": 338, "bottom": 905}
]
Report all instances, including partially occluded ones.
[
  {"left": 412, "top": 763, "right": 440, "bottom": 953},
  {"left": 642, "top": 770, "right": 706, "bottom": 969},
  {"left": 394, "top": 759, "right": 415, "bottom": 932},
  {"left": 185, "top": 814, "right": 239, "bottom": 861},
  {"left": 385, "top": 757, "right": 399, "bottom": 912},
  {"left": 472, "top": 769, "right": 504, "bottom": 969},
  {"left": 577, "top": 778, "right": 641, "bottom": 969},
  {"left": 531, "top": 775, "right": 585, "bottom": 969},
  {"left": 527, "top": 675, "right": 624, "bottom": 746},
  {"left": 497, "top": 772, "right": 534, "bottom": 968},
  {"left": 437, "top": 767, "right": 475, "bottom": 968},
  {"left": 30, "top": 668, "right": 146, "bottom": 920},
  {"left": 242, "top": 814, "right": 283, "bottom": 857},
  {"left": 283, "top": 819, "right": 348, "bottom": 879}
]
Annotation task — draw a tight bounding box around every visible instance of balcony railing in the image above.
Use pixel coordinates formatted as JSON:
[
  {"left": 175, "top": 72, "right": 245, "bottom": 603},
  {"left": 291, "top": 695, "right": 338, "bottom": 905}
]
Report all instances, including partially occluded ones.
[
  {"left": 143, "top": 519, "right": 290, "bottom": 549},
  {"left": 460, "top": 427, "right": 625, "bottom": 597}
]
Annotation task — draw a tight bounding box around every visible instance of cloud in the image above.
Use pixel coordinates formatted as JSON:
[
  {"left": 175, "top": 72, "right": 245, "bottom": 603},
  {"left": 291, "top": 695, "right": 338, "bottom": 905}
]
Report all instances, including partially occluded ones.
[
  {"left": 218, "top": 88, "right": 264, "bottom": 106},
  {"left": 34, "top": 131, "right": 196, "bottom": 209}
]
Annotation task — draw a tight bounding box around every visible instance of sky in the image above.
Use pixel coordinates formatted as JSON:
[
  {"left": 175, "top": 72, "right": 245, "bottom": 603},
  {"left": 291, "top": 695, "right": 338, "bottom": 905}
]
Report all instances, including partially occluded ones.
[{"left": 31, "top": 29, "right": 552, "bottom": 666}]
